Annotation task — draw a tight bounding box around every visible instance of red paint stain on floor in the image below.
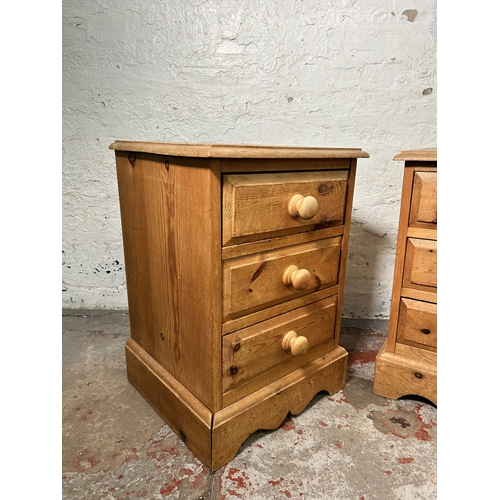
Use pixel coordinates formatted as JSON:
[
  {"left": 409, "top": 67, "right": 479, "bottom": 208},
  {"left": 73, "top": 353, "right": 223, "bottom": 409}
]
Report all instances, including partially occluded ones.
[
  {"left": 281, "top": 490, "right": 292, "bottom": 498},
  {"left": 225, "top": 466, "right": 252, "bottom": 497},
  {"left": 191, "top": 471, "right": 208, "bottom": 489},
  {"left": 414, "top": 424, "right": 433, "bottom": 441},
  {"left": 217, "top": 468, "right": 227, "bottom": 500},
  {"left": 389, "top": 428, "right": 408, "bottom": 439},
  {"left": 348, "top": 352, "right": 377, "bottom": 366},
  {"left": 124, "top": 448, "right": 140, "bottom": 463},
  {"left": 413, "top": 407, "right": 435, "bottom": 441},
  {"left": 160, "top": 478, "right": 181, "bottom": 496},
  {"left": 147, "top": 440, "right": 180, "bottom": 459},
  {"left": 397, "top": 457, "right": 415, "bottom": 464},
  {"left": 268, "top": 477, "right": 285, "bottom": 486},
  {"left": 329, "top": 394, "right": 350, "bottom": 404},
  {"left": 281, "top": 419, "right": 296, "bottom": 431},
  {"left": 73, "top": 448, "right": 100, "bottom": 472},
  {"left": 318, "top": 420, "right": 328, "bottom": 427}
]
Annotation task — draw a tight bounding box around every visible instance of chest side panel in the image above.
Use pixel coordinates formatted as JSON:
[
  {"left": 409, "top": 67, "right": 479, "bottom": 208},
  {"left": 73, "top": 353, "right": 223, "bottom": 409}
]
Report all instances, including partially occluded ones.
[{"left": 115, "top": 152, "right": 222, "bottom": 410}]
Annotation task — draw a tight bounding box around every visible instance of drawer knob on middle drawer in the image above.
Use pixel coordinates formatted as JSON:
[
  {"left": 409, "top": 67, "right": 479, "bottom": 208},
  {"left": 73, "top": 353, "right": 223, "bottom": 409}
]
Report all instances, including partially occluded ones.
[
  {"left": 288, "top": 194, "right": 319, "bottom": 220},
  {"left": 282, "top": 331, "right": 309, "bottom": 356},
  {"left": 283, "top": 265, "right": 312, "bottom": 291}
]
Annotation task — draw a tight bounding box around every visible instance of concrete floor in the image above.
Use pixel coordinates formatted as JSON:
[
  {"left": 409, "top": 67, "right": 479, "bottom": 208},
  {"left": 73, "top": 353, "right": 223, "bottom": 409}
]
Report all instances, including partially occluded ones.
[{"left": 62, "top": 311, "right": 437, "bottom": 499}]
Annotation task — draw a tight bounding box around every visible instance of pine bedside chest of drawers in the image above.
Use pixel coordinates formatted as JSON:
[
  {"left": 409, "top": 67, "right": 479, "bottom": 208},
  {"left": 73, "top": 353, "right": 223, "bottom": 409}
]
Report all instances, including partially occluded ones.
[
  {"left": 110, "top": 141, "right": 369, "bottom": 469},
  {"left": 373, "top": 149, "right": 437, "bottom": 405}
]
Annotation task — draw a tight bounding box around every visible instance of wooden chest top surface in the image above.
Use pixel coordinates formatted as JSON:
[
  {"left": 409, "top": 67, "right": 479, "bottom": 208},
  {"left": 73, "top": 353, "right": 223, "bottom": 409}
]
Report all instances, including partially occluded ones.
[
  {"left": 109, "top": 141, "right": 370, "bottom": 159},
  {"left": 393, "top": 149, "right": 437, "bottom": 162}
]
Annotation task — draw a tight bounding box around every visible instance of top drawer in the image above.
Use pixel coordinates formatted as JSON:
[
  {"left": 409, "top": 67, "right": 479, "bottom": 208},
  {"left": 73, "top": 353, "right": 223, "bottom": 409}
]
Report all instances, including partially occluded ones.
[
  {"left": 222, "top": 170, "right": 349, "bottom": 246},
  {"left": 409, "top": 171, "right": 437, "bottom": 229}
]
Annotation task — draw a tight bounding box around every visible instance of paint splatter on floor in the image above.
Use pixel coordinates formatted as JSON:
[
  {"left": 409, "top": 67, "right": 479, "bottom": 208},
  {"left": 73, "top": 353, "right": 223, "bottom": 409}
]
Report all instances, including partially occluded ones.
[{"left": 63, "top": 314, "right": 437, "bottom": 499}]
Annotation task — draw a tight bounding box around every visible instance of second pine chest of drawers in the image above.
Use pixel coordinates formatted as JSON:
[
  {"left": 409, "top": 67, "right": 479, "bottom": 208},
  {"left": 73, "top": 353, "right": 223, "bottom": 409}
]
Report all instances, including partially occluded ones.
[
  {"left": 110, "top": 141, "right": 369, "bottom": 469},
  {"left": 373, "top": 149, "right": 437, "bottom": 405}
]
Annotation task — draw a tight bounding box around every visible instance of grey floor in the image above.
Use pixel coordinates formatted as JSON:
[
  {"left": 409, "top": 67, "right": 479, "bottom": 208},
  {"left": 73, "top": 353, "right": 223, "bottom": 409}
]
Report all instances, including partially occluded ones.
[{"left": 62, "top": 311, "right": 437, "bottom": 499}]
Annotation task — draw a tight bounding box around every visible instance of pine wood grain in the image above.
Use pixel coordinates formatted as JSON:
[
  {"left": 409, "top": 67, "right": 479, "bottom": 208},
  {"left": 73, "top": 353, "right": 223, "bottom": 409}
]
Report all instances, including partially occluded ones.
[
  {"left": 221, "top": 287, "right": 339, "bottom": 335},
  {"left": 409, "top": 171, "right": 437, "bottom": 228},
  {"left": 222, "top": 237, "right": 341, "bottom": 319},
  {"left": 393, "top": 149, "right": 437, "bottom": 161},
  {"left": 222, "top": 296, "right": 337, "bottom": 394},
  {"left": 333, "top": 160, "right": 357, "bottom": 347},
  {"left": 221, "top": 226, "right": 345, "bottom": 260},
  {"left": 222, "top": 170, "right": 348, "bottom": 246},
  {"left": 222, "top": 342, "right": 335, "bottom": 407},
  {"left": 115, "top": 152, "right": 222, "bottom": 411},
  {"left": 110, "top": 141, "right": 370, "bottom": 159},
  {"left": 400, "top": 288, "right": 437, "bottom": 303},
  {"left": 373, "top": 341, "right": 437, "bottom": 405},
  {"left": 125, "top": 339, "right": 213, "bottom": 466},
  {"left": 406, "top": 227, "right": 437, "bottom": 240},
  {"left": 403, "top": 238, "right": 437, "bottom": 290},
  {"left": 384, "top": 164, "right": 416, "bottom": 352},
  {"left": 396, "top": 298, "right": 437, "bottom": 351}
]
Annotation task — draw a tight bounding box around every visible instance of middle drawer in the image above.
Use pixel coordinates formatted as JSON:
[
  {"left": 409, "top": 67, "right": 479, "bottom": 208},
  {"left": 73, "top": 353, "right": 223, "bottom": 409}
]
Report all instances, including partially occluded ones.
[
  {"left": 223, "top": 236, "right": 341, "bottom": 320},
  {"left": 403, "top": 237, "right": 437, "bottom": 290}
]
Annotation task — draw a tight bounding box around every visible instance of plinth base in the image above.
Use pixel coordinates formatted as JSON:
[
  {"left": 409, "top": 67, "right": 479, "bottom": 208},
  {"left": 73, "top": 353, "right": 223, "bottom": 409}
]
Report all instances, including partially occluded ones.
[
  {"left": 125, "top": 338, "right": 348, "bottom": 470},
  {"left": 373, "top": 340, "right": 437, "bottom": 406}
]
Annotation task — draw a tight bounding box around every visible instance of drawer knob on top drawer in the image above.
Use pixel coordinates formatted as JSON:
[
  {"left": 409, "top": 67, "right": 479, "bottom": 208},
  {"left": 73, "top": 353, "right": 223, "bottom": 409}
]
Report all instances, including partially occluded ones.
[
  {"left": 282, "top": 331, "right": 309, "bottom": 356},
  {"left": 288, "top": 194, "right": 319, "bottom": 220},
  {"left": 283, "top": 265, "right": 312, "bottom": 291}
]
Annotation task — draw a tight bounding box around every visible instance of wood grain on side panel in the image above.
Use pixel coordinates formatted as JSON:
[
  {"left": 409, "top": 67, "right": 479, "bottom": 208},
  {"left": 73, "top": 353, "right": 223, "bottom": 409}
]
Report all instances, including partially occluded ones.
[{"left": 115, "top": 152, "right": 222, "bottom": 411}]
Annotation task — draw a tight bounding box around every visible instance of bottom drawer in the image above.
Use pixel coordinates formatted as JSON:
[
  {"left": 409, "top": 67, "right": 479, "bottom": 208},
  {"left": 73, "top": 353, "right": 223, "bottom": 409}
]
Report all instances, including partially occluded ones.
[
  {"left": 222, "top": 295, "right": 337, "bottom": 399},
  {"left": 397, "top": 297, "right": 437, "bottom": 350}
]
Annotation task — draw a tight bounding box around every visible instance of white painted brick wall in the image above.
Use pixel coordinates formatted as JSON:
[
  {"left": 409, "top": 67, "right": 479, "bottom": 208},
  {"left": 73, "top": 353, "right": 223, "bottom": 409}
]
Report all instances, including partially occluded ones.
[{"left": 62, "top": 0, "right": 436, "bottom": 317}]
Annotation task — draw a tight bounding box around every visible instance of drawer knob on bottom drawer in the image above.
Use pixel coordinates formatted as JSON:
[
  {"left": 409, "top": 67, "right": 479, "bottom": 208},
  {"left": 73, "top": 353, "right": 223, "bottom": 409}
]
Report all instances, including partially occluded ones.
[
  {"left": 282, "top": 331, "right": 309, "bottom": 356},
  {"left": 288, "top": 194, "right": 319, "bottom": 220},
  {"left": 283, "top": 265, "right": 312, "bottom": 291}
]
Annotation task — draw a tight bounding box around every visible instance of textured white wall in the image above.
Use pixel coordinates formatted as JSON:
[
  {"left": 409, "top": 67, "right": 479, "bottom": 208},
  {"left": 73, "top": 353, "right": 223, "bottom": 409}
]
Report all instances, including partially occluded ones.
[{"left": 62, "top": 0, "right": 436, "bottom": 317}]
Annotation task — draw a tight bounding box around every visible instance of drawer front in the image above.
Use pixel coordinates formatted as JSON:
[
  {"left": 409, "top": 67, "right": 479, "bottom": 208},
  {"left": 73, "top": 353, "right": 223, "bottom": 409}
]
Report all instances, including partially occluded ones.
[
  {"left": 222, "top": 296, "right": 337, "bottom": 395},
  {"left": 223, "top": 237, "right": 341, "bottom": 319},
  {"left": 397, "top": 298, "right": 437, "bottom": 350},
  {"left": 222, "top": 170, "right": 349, "bottom": 246},
  {"left": 403, "top": 238, "right": 437, "bottom": 290},
  {"left": 409, "top": 171, "right": 437, "bottom": 228}
]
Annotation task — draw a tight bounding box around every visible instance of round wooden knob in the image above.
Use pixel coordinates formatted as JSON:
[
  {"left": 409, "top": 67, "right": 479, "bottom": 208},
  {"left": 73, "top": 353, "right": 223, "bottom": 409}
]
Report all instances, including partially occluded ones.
[
  {"left": 288, "top": 194, "right": 319, "bottom": 220},
  {"left": 282, "top": 331, "right": 309, "bottom": 356},
  {"left": 283, "top": 265, "right": 311, "bottom": 291}
]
